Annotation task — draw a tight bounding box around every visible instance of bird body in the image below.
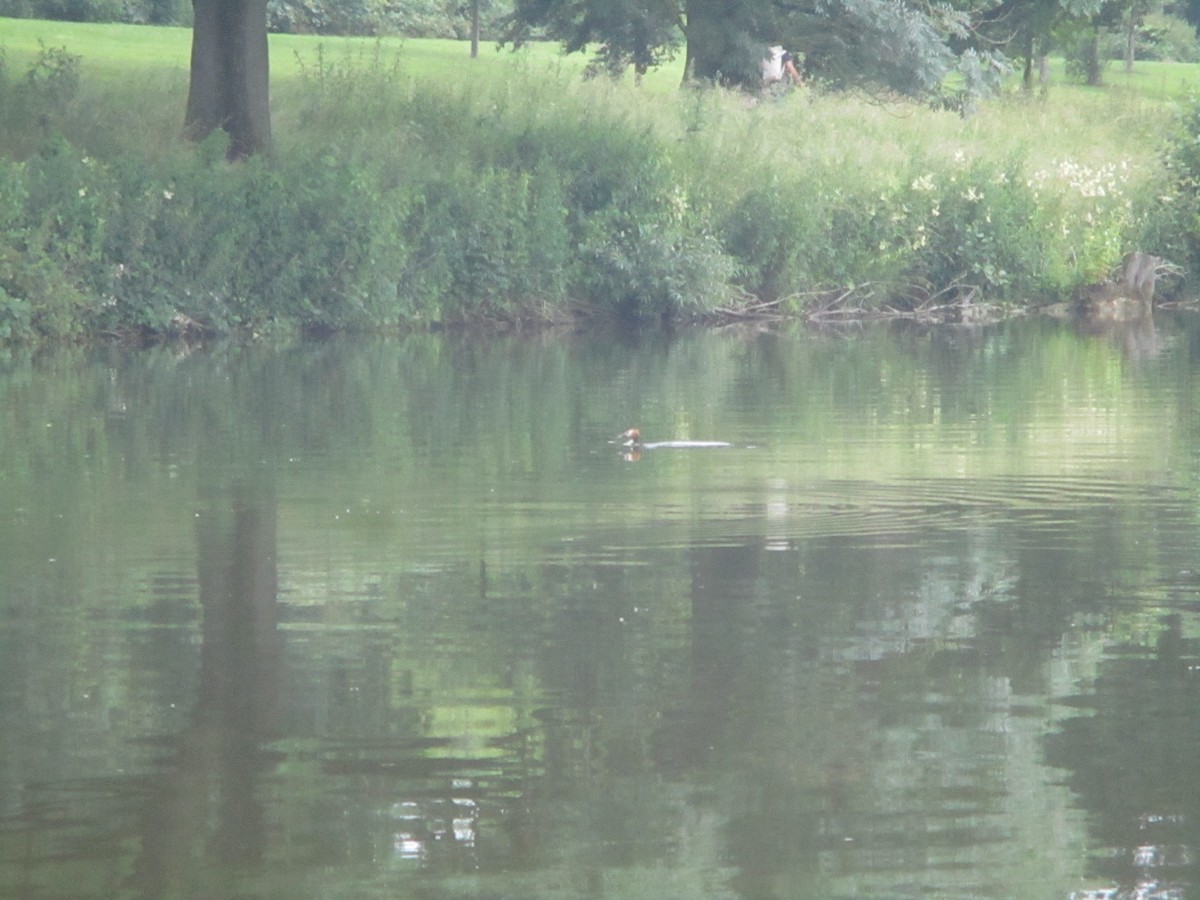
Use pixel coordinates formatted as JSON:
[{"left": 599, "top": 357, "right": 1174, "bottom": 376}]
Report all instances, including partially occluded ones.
[{"left": 618, "top": 428, "right": 731, "bottom": 450}]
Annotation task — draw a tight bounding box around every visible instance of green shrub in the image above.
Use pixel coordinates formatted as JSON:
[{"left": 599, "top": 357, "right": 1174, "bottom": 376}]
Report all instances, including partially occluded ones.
[
  {"left": 399, "top": 166, "right": 573, "bottom": 321},
  {"left": 1145, "top": 94, "right": 1200, "bottom": 291},
  {"left": 566, "top": 145, "right": 735, "bottom": 320},
  {"left": 904, "top": 157, "right": 1048, "bottom": 301},
  {"left": 0, "top": 43, "right": 82, "bottom": 154},
  {"left": 91, "top": 141, "right": 420, "bottom": 334}
]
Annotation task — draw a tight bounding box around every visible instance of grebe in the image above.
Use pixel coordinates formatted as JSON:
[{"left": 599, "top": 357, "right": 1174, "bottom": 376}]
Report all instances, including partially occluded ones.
[{"left": 618, "top": 428, "right": 731, "bottom": 450}]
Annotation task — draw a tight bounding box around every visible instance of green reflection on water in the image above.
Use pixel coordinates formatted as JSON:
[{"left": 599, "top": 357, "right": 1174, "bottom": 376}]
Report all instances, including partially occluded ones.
[{"left": 2, "top": 316, "right": 1200, "bottom": 899}]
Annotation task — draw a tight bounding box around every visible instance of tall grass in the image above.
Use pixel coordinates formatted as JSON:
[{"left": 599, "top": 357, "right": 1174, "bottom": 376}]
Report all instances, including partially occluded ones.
[{"left": 0, "top": 18, "right": 1195, "bottom": 342}]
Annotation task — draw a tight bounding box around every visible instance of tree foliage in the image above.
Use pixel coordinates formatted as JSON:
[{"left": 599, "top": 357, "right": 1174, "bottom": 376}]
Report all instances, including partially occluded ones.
[
  {"left": 978, "top": 0, "right": 1107, "bottom": 86},
  {"left": 0, "top": 0, "right": 191, "bottom": 23},
  {"left": 506, "top": 0, "right": 1011, "bottom": 101},
  {"left": 0, "top": 0, "right": 508, "bottom": 36},
  {"left": 266, "top": 0, "right": 510, "bottom": 38}
]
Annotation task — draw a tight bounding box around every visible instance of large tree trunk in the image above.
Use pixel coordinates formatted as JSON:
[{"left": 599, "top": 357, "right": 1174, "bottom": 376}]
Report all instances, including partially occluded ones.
[{"left": 184, "top": 0, "right": 271, "bottom": 160}]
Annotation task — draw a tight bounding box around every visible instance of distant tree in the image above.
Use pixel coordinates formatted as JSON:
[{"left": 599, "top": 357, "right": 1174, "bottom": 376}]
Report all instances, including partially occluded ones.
[
  {"left": 1181, "top": 0, "right": 1200, "bottom": 28},
  {"left": 1058, "top": 0, "right": 1128, "bottom": 84},
  {"left": 979, "top": 0, "right": 1107, "bottom": 90},
  {"left": 505, "top": 0, "right": 686, "bottom": 76},
  {"left": 184, "top": 0, "right": 271, "bottom": 159},
  {"left": 265, "top": 0, "right": 508, "bottom": 38},
  {"left": 507, "top": 0, "right": 1009, "bottom": 102},
  {"left": 0, "top": 0, "right": 191, "bottom": 23},
  {"left": 1116, "top": 0, "right": 1155, "bottom": 71}
]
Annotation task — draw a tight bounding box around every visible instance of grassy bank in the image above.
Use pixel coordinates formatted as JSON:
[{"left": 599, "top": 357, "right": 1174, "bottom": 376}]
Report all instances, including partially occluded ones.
[{"left": 1, "top": 17, "right": 1198, "bottom": 342}]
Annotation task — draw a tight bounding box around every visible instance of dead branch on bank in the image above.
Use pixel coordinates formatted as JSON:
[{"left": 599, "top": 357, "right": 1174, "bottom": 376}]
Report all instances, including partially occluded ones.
[{"left": 797, "top": 280, "right": 1009, "bottom": 325}]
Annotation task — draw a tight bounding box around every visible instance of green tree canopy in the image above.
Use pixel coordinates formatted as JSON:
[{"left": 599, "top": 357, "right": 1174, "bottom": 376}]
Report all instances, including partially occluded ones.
[
  {"left": 506, "top": 0, "right": 1011, "bottom": 101},
  {"left": 977, "top": 0, "right": 1106, "bottom": 87}
]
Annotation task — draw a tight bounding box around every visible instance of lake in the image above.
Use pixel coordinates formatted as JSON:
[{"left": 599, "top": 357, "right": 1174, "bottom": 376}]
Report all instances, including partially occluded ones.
[{"left": 1, "top": 314, "right": 1199, "bottom": 899}]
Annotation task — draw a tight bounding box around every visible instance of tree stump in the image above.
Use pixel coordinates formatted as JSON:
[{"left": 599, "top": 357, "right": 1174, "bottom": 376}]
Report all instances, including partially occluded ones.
[{"left": 1079, "top": 251, "right": 1160, "bottom": 321}]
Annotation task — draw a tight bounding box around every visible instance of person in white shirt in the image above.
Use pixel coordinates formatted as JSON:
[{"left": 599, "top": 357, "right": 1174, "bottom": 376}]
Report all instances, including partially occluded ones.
[{"left": 761, "top": 45, "right": 802, "bottom": 86}]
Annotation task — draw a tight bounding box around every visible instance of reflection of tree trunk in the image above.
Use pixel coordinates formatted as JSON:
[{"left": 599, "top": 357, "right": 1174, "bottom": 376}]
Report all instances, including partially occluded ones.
[
  {"left": 135, "top": 484, "right": 280, "bottom": 897},
  {"left": 651, "top": 544, "right": 761, "bottom": 775}
]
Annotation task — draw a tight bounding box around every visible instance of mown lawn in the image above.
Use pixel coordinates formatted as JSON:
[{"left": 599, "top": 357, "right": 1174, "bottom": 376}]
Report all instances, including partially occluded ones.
[
  {"left": 7, "top": 15, "right": 1197, "bottom": 100},
  {"left": 0, "top": 16, "right": 688, "bottom": 89}
]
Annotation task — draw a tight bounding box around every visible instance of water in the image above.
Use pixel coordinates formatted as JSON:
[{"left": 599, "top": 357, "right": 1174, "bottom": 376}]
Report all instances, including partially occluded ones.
[{"left": 1, "top": 316, "right": 1199, "bottom": 899}]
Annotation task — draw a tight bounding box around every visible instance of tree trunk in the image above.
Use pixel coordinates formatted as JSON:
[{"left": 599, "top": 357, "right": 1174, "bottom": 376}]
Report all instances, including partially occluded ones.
[
  {"left": 1022, "top": 33, "right": 1033, "bottom": 91},
  {"left": 1086, "top": 28, "right": 1103, "bottom": 86},
  {"left": 470, "top": 0, "right": 479, "bottom": 59},
  {"left": 1125, "top": 10, "right": 1136, "bottom": 74},
  {"left": 184, "top": 0, "right": 271, "bottom": 160}
]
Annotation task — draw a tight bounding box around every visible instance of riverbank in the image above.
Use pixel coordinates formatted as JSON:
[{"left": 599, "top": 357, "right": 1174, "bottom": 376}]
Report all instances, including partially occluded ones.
[{"left": 1, "top": 18, "right": 1198, "bottom": 343}]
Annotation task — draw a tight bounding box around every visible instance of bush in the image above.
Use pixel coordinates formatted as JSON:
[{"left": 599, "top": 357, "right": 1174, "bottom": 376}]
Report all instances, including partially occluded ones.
[
  {"left": 90, "top": 141, "right": 422, "bottom": 334},
  {"left": 1145, "top": 94, "right": 1200, "bottom": 291},
  {"left": 0, "top": 42, "right": 82, "bottom": 152},
  {"left": 0, "top": 0, "right": 190, "bottom": 23},
  {"left": 392, "top": 165, "right": 573, "bottom": 321},
  {"left": 0, "top": 140, "right": 97, "bottom": 341},
  {"left": 0, "top": 83, "right": 737, "bottom": 338},
  {"left": 905, "top": 158, "right": 1047, "bottom": 300}
]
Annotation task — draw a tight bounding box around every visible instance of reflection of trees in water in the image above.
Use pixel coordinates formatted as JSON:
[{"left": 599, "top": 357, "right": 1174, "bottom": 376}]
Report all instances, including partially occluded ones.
[
  {"left": 605, "top": 523, "right": 1101, "bottom": 897},
  {"left": 134, "top": 483, "right": 281, "bottom": 898},
  {"left": 109, "top": 476, "right": 1193, "bottom": 896},
  {"left": 9, "top": 321, "right": 1200, "bottom": 897},
  {"left": 1072, "top": 308, "right": 1163, "bottom": 362},
  {"left": 1044, "top": 613, "right": 1200, "bottom": 897}
]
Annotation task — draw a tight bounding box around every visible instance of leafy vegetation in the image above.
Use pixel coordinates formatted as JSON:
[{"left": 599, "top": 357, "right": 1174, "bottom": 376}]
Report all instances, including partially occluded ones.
[
  {"left": 0, "top": 20, "right": 1196, "bottom": 342},
  {"left": 0, "top": 0, "right": 514, "bottom": 38}
]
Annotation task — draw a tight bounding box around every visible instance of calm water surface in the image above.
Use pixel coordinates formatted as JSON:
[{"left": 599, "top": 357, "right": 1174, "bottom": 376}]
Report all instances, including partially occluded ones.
[{"left": 3, "top": 316, "right": 1200, "bottom": 899}]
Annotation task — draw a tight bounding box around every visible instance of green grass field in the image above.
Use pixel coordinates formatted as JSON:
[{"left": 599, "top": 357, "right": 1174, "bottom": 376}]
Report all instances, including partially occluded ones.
[
  {"left": 2, "top": 14, "right": 1195, "bottom": 171},
  {"left": 0, "top": 16, "right": 687, "bottom": 88},
  {"left": 6, "top": 15, "right": 1196, "bottom": 100}
]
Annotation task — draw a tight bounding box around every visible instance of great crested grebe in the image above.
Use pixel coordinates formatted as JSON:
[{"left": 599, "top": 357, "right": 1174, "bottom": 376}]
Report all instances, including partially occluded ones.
[{"left": 618, "top": 428, "right": 732, "bottom": 450}]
